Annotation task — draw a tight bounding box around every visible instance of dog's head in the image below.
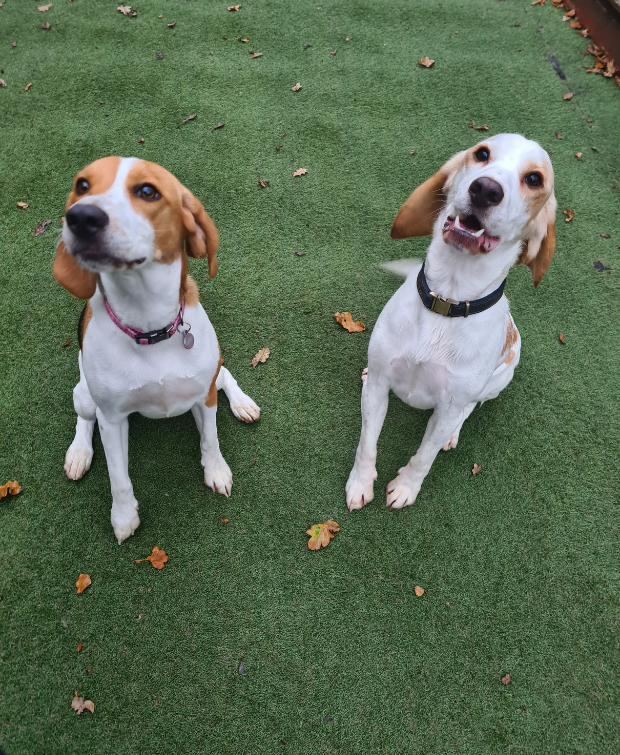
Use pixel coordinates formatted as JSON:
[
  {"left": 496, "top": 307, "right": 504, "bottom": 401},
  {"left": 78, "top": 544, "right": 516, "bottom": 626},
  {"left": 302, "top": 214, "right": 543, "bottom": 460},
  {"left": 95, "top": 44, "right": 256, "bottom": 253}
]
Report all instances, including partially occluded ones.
[
  {"left": 53, "top": 157, "right": 219, "bottom": 299},
  {"left": 391, "top": 134, "right": 557, "bottom": 287}
]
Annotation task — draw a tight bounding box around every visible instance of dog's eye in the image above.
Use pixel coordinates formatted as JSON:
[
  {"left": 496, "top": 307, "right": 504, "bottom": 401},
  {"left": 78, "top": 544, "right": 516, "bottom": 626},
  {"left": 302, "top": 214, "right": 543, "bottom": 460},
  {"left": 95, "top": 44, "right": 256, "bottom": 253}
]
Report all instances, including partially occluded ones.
[
  {"left": 474, "top": 147, "right": 490, "bottom": 162},
  {"left": 524, "top": 172, "right": 543, "bottom": 188},
  {"left": 134, "top": 183, "right": 161, "bottom": 202},
  {"left": 75, "top": 178, "right": 90, "bottom": 195}
]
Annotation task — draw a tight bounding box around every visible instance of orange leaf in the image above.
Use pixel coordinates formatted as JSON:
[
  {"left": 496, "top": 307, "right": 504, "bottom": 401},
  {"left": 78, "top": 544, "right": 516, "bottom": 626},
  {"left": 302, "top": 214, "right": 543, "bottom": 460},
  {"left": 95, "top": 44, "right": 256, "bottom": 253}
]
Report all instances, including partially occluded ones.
[
  {"left": 468, "top": 120, "right": 489, "bottom": 130},
  {"left": 334, "top": 312, "right": 365, "bottom": 333},
  {"left": 472, "top": 463, "right": 482, "bottom": 476},
  {"left": 220, "top": 518, "right": 229, "bottom": 523},
  {"left": 570, "top": 20, "right": 582, "bottom": 29},
  {"left": 414, "top": 585, "right": 425, "bottom": 597},
  {"left": 420, "top": 56, "right": 435, "bottom": 68},
  {"left": 77, "top": 642, "right": 83, "bottom": 653},
  {"left": 0, "top": 480, "right": 22, "bottom": 499},
  {"left": 293, "top": 167, "right": 307, "bottom": 177},
  {"left": 562, "top": 9, "right": 576, "bottom": 18},
  {"left": 306, "top": 520, "right": 340, "bottom": 550},
  {"left": 291, "top": 82, "right": 302, "bottom": 91},
  {"left": 227, "top": 4, "right": 241, "bottom": 10},
  {"left": 25, "top": 83, "right": 33, "bottom": 91},
  {"left": 501, "top": 673, "right": 512, "bottom": 685},
  {"left": 559, "top": 333, "right": 565, "bottom": 344},
  {"left": 76, "top": 574, "right": 91, "bottom": 594},
  {"left": 563, "top": 208, "right": 575, "bottom": 222},
  {"left": 71, "top": 692, "right": 95, "bottom": 715},
  {"left": 531, "top": 0, "right": 545, "bottom": 5},
  {"left": 135, "top": 546, "right": 168, "bottom": 570},
  {"left": 250, "top": 347, "right": 270, "bottom": 367},
  {"left": 237, "top": 36, "right": 249, "bottom": 42}
]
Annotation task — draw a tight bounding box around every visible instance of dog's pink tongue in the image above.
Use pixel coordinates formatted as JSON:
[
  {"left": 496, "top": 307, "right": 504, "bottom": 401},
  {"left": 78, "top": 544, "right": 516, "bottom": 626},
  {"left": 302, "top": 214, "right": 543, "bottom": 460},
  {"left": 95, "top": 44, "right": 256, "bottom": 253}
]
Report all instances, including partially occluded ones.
[{"left": 480, "top": 233, "right": 500, "bottom": 253}]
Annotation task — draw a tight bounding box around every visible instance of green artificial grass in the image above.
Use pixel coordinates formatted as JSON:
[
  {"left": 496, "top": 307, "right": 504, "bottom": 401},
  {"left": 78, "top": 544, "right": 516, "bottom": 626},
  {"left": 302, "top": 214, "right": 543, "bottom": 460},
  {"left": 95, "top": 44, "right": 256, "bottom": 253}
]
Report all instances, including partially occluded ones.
[{"left": 1, "top": 0, "right": 619, "bottom": 752}]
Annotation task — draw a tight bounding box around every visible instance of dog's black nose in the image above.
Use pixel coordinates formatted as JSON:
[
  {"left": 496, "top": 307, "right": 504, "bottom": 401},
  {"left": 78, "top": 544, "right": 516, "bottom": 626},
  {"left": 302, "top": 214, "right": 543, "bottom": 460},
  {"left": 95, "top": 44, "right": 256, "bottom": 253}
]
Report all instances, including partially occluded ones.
[
  {"left": 468, "top": 177, "right": 504, "bottom": 209},
  {"left": 65, "top": 204, "right": 109, "bottom": 240}
]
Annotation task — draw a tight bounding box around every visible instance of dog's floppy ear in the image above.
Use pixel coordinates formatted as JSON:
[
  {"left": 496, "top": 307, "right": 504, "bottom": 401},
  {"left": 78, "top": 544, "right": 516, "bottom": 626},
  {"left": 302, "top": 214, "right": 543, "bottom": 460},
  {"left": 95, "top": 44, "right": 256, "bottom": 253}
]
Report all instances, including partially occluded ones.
[
  {"left": 53, "top": 241, "right": 97, "bottom": 300},
  {"left": 180, "top": 190, "right": 219, "bottom": 279},
  {"left": 519, "top": 193, "right": 557, "bottom": 288},
  {"left": 391, "top": 150, "right": 468, "bottom": 239}
]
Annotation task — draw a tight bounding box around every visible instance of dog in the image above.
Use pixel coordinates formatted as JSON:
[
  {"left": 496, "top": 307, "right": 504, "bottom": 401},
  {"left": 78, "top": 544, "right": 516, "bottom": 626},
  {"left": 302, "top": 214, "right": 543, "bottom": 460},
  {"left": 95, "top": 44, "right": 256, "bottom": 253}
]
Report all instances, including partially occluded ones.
[
  {"left": 346, "top": 133, "right": 556, "bottom": 511},
  {"left": 54, "top": 157, "right": 260, "bottom": 543}
]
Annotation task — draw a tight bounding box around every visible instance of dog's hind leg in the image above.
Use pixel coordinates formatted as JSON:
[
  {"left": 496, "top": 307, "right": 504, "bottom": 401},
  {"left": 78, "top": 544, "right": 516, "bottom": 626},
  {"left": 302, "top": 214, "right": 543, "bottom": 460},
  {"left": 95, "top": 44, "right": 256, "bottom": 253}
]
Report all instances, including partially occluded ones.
[
  {"left": 216, "top": 366, "right": 260, "bottom": 423},
  {"left": 64, "top": 351, "right": 97, "bottom": 481},
  {"left": 191, "top": 401, "right": 233, "bottom": 497}
]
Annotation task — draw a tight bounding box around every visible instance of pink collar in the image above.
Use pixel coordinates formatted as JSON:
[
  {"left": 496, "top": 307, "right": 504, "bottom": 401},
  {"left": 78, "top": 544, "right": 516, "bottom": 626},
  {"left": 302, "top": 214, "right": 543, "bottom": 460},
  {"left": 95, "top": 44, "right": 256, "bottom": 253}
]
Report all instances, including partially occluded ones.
[{"left": 103, "top": 296, "right": 185, "bottom": 346}]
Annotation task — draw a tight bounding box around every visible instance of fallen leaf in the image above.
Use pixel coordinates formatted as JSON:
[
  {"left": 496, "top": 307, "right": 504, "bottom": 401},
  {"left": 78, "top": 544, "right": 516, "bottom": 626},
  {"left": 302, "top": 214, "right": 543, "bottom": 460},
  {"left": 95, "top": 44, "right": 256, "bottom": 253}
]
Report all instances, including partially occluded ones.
[
  {"left": 227, "top": 3, "right": 241, "bottom": 9},
  {"left": 40, "top": 22, "right": 51, "bottom": 29},
  {"left": 306, "top": 520, "right": 340, "bottom": 551},
  {"left": 559, "top": 333, "right": 565, "bottom": 344},
  {"left": 25, "top": 82, "right": 33, "bottom": 91},
  {"left": 177, "top": 113, "right": 197, "bottom": 127},
  {"left": 0, "top": 481, "right": 22, "bottom": 500},
  {"left": 212, "top": 121, "right": 225, "bottom": 130},
  {"left": 220, "top": 518, "right": 229, "bottom": 523},
  {"left": 250, "top": 347, "right": 270, "bottom": 367},
  {"left": 563, "top": 92, "right": 573, "bottom": 100},
  {"left": 34, "top": 219, "right": 51, "bottom": 236},
  {"left": 137, "top": 137, "right": 144, "bottom": 143},
  {"left": 472, "top": 463, "right": 482, "bottom": 475},
  {"left": 75, "top": 574, "right": 91, "bottom": 594},
  {"left": 0, "top": 80, "right": 6, "bottom": 87},
  {"left": 563, "top": 208, "right": 575, "bottom": 222},
  {"left": 468, "top": 120, "right": 489, "bottom": 130},
  {"left": 16, "top": 201, "right": 29, "bottom": 209},
  {"left": 330, "top": 49, "right": 337, "bottom": 55},
  {"left": 593, "top": 260, "right": 611, "bottom": 272},
  {"left": 38, "top": 3, "right": 52, "bottom": 10},
  {"left": 562, "top": 9, "right": 576, "bottom": 18},
  {"left": 294, "top": 251, "right": 305, "bottom": 256},
  {"left": 569, "top": 20, "right": 582, "bottom": 29},
  {"left": 575, "top": 152, "right": 582, "bottom": 160},
  {"left": 61, "top": 339, "right": 71, "bottom": 348},
  {"left": 501, "top": 674, "right": 512, "bottom": 685},
  {"left": 258, "top": 177, "right": 270, "bottom": 188},
  {"left": 291, "top": 82, "right": 302, "bottom": 91},
  {"left": 237, "top": 36, "right": 249, "bottom": 42},
  {"left": 414, "top": 585, "right": 425, "bottom": 597},
  {"left": 601, "top": 233, "right": 611, "bottom": 238},
  {"left": 156, "top": 53, "right": 164, "bottom": 59},
  {"left": 117, "top": 5, "right": 137, "bottom": 16},
  {"left": 409, "top": 150, "right": 416, "bottom": 155},
  {"left": 11, "top": 42, "right": 16, "bottom": 47},
  {"left": 420, "top": 56, "right": 435, "bottom": 67},
  {"left": 71, "top": 692, "right": 94, "bottom": 715},
  {"left": 303, "top": 43, "right": 312, "bottom": 49},
  {"left": 580, "top": 28, "right": 589, "bottom": 37},
  {"left": 135, "top": 546, "right": 168, "bottom": 570},
  {"left": 555, "top": 131, "right": 563, "bottom": 139},
  {"left": 293, "top": 167, "right": 307, "bottom": 177},
  {"left": 250, "top": 52, "right": 263, "bottom": 58},
  {"left": 344, "top": 37, "right": 350, "bottom": 41},
  {"left": 333, "top": 311, "right": 365, "bottom": 332},
  {"left": 77, "top": 642, "right": 83, "bottom": 653},
  {"left": 167, "top": 22, "right": 176, "bottom": 28}
]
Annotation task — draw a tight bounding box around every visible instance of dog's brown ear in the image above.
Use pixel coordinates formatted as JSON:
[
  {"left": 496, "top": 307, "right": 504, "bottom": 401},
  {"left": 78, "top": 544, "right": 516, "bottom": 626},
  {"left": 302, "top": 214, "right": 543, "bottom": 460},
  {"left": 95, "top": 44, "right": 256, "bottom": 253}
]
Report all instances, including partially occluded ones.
[
  {"left": 391, "top": 150, "right": 468, "bottom": 239},
  {"left": 519, "top": 194, "right": 557, "bottom": 288},
  {"left": 180, "top": 191, "right": 219, "bottom": 279},
  {"left": 53, "top": 241, "right": 97, "bottom": 299}
]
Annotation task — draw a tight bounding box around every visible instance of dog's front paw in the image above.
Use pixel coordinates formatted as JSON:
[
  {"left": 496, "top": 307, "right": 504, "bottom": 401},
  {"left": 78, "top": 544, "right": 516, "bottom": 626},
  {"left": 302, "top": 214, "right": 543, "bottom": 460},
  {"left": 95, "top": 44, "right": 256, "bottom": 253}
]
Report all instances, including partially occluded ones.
[
  {"left": 386, "top": 471, "right": 421, "bottom": 510},
  {"left": 64, "top": 442, "right": 93, "bottom": 480},
  {"left": 345, "top": 465, "right": 376, "bottom": 511},
  {"left": 111, "top": 506, "right": 140, "bottom": 544},
  {"left": 230, "top": 393, "right": 261, "bottom": 424},
  {"left": 203, "top": 455, "right": 233, "bottom": 497}
]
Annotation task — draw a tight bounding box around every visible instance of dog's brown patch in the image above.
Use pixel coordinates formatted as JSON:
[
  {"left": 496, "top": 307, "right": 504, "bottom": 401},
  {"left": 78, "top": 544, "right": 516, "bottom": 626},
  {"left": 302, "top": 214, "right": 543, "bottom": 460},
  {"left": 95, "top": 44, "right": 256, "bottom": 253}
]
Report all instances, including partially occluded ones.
[
  {"left": 205, "top": 351, "right": 223, "bottom": 408},
  {"left": 77, "top": 301, "right": 93, "bottom": 350},
  {"left": 502, "top": 316, "right": 518, "bottom": 357}
]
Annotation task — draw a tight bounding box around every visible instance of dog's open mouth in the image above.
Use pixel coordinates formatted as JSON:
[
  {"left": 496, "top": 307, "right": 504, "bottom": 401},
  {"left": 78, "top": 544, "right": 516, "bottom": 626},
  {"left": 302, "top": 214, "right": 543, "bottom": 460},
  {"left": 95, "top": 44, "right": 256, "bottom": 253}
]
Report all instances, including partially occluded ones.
[
  {"left": 442, "top": 214, "right": 501, "bottom": 255},
  {"left": 76, "top": 248, "right": 146, "bottom": 270}
]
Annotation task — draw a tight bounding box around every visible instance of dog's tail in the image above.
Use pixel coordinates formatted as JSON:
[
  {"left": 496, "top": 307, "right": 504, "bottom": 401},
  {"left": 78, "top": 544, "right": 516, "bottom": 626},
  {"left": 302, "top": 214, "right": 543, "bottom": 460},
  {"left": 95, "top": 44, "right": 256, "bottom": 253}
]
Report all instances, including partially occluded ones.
[{"left": 379, "top": 258, "right": 422, "bottom": 278}]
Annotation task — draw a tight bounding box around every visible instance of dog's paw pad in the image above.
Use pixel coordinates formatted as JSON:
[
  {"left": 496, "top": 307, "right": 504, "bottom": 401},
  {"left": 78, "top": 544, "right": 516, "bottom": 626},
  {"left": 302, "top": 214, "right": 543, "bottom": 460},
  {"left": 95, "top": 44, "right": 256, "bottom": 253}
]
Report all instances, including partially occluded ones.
[{"left": 64, "top": 444, "right": 94, "bottom": 481}]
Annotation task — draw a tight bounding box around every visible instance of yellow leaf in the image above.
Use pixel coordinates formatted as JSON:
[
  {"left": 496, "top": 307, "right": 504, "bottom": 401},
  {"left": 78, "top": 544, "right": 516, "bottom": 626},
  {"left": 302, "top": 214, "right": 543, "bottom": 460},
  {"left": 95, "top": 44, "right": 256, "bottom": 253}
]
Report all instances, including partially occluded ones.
[
  {"left": 0, "top": 480, "right": 22, "bottom": 499},
  {"left": 135, "top": 546, "right": 168, "bottom": 570},
  {"left": 334, "top": 312, "right": 365, "bottom": 333},
  {"left": 75, "top": 573, "right": 91, "bottom": 594},
  {"left": 306, "top": 520, "right": 340, "bottom": 550}
]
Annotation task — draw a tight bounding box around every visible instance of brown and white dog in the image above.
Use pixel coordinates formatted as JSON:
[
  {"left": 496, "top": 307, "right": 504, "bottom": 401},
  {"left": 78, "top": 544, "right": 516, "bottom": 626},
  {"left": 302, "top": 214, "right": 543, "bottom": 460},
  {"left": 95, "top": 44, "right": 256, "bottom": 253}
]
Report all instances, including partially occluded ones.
[
  {"left": 54, "top": 157, "right": 260, "bottom": 543},
  {"left": 346, "top": 134, "right": 556, "bottom": 511}
]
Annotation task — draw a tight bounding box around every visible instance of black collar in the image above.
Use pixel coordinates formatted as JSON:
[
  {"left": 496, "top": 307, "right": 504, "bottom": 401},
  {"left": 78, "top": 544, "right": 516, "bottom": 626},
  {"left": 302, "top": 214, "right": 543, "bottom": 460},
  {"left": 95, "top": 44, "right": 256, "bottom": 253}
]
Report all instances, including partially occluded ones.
[{"left": 416, "top": 260, "right": 506, "bottom": 317}]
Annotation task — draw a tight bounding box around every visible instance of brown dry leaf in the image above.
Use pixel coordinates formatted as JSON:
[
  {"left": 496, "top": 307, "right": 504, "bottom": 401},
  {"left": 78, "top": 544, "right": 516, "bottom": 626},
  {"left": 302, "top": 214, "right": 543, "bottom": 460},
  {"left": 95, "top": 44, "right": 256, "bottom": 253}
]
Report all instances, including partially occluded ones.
[
  {"left": 551, "top": 0, "right": 563, "bottom": 6},
  {"left": 38, "top": 3, "right": 52, "bottom": 10},
  {"left": 468, "top": 120, "right": 489, "bottom": 130},
  {"left": 220, "top": 518, "right": 229, "bottom": 523},
  {"left": 71, "top": 692, "right": 95, "bottom": 715},
  {"left": 250, "top": 347, "right": 270, "bottom": 367},
  {"left": 258, "top": 177, "right": 270, "bottom": 188},
  {"left": 135, "top": 546, "right": 168, "bottom": 570},
  {"left": 237, "top": 36, "right": 249, "bottom": 42},
  {"left": 409, "top": 150, "right": 416, "bottom": 155},
  {"left": 564, "top": 208, "right": 575, "bottom": 222},
  {"left": 61, "top": 339, "right": 71, "bottom": 348},
  {"left": 330, "top": 50, "right": 337, "bottom": 55},
  {"left": 228, "top": 3, "right": 241, "bottom": 9},
  {"left": 77, "top": 642, "right": 83, "bottom": 653},
  {"left": 212, "top": 121, "right": 225, "bottom": 130},
  {"left": 531, "top": 0, "right": 545, "bottom": 5},
  {"left": 0, "top": 80, "right": 6, "bottom": 88},
  {"left": 0, "top": 481, "right": 22, "bottom": 500},
  {"left": 11, "top": 41, "right": 16, "bottom": 47},
  {"left": 25, "top": 82, "right": 33, "bottom": 91},
  {"left": 333, "top": 311, "right": 365, "bottom": 333},
  {"left": 75, "top": 574, "right": 91, "bottom": 594},
  {"left": 562, "top": 9, "right": 576, "bottom": 18},
  {"left": 291, "top": 82, "right": 302, "bottom": 91},
  {"left": 555, "top": 131, "right": 563, "bottom": 139},
  {"left": 40, "top": 22, "right": 51, "bottom": 29},
  {"left": 501, "top": 673, "right": 512, "bottom": 685},
  {"left": 250, "top": 52, "right": 263, "bottom": 58},
  {"left": 344, "top": 36, "right": 350, "bottom": 41},
  {"left": 306, "top": 520, "right": 340, "bottom": 551},
  {"left": 16, "top": 201, "right": 29, "bottom": 209},
  {"left": 570, "top": 20, "right": 582, "bottom": 29},
  {"left": 575, "top": 152, "right": 583, "bottom": 160},
  {"left": 167, "top": 22, "right": 176, "bottom": 28},
  {"left": 559, "top": 333, "right": 566, "bottom": 344},
  {"left": 117, "top": 5, "right": 137, "bottom": 16},
  {"left": 176, "top": 113, "right": 197, "bottom": 127},
  {"left": 137, "top": 137, "right": 145, "bottom": 143},
  {"left": 420, "top": 56, "right": 435, "bottom": 67},
  {"left": 414, "top": 585, "right": 425, "bottom": 597},
  {"left": 563, "top": 92, "right": 574, "bottom": 100},
  {"left": 472, "top": 463, "right": 482, "bottom": 476},
  {"left": 34, "top": 219, "right": 51, "bottom": 236},
  {"left": 601, "top": 233, "right": 611, "bottom": 238},
  {"left": 293, "top": 168, "right": 307, "bottom": 178}
]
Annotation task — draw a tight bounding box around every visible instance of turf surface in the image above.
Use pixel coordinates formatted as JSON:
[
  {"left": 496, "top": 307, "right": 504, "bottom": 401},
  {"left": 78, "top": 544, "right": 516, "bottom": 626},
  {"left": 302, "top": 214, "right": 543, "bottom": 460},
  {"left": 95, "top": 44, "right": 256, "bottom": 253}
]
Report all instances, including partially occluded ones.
[{"left": 1, "top": 0, "right": 619, "bottom": 753}]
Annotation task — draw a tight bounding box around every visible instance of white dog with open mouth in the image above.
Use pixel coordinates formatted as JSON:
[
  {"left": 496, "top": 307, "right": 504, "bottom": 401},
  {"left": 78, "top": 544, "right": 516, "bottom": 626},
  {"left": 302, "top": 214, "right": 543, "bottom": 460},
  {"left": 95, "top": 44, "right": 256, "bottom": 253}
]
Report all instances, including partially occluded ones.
[{"left": 346, "top": 133, "right": 556, "bottom": 511}]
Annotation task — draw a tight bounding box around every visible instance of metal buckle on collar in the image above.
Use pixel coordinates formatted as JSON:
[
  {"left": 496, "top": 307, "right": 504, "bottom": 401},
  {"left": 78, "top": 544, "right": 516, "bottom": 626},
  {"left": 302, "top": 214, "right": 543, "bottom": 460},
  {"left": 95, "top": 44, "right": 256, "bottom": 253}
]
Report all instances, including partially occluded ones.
[
  {"left": 133, "top": 324, "right": 174, "bottom": 345},
  {"left": 429, "top": 291, "right": 459, "bottom": 317}
]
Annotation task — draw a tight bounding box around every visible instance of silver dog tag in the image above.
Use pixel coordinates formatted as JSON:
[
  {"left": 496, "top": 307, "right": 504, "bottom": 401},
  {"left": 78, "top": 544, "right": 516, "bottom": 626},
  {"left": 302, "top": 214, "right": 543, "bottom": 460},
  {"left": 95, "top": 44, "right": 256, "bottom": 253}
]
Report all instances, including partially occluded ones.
[{"left": 183, "top": 330, "right": 194, "bottom": 349}]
